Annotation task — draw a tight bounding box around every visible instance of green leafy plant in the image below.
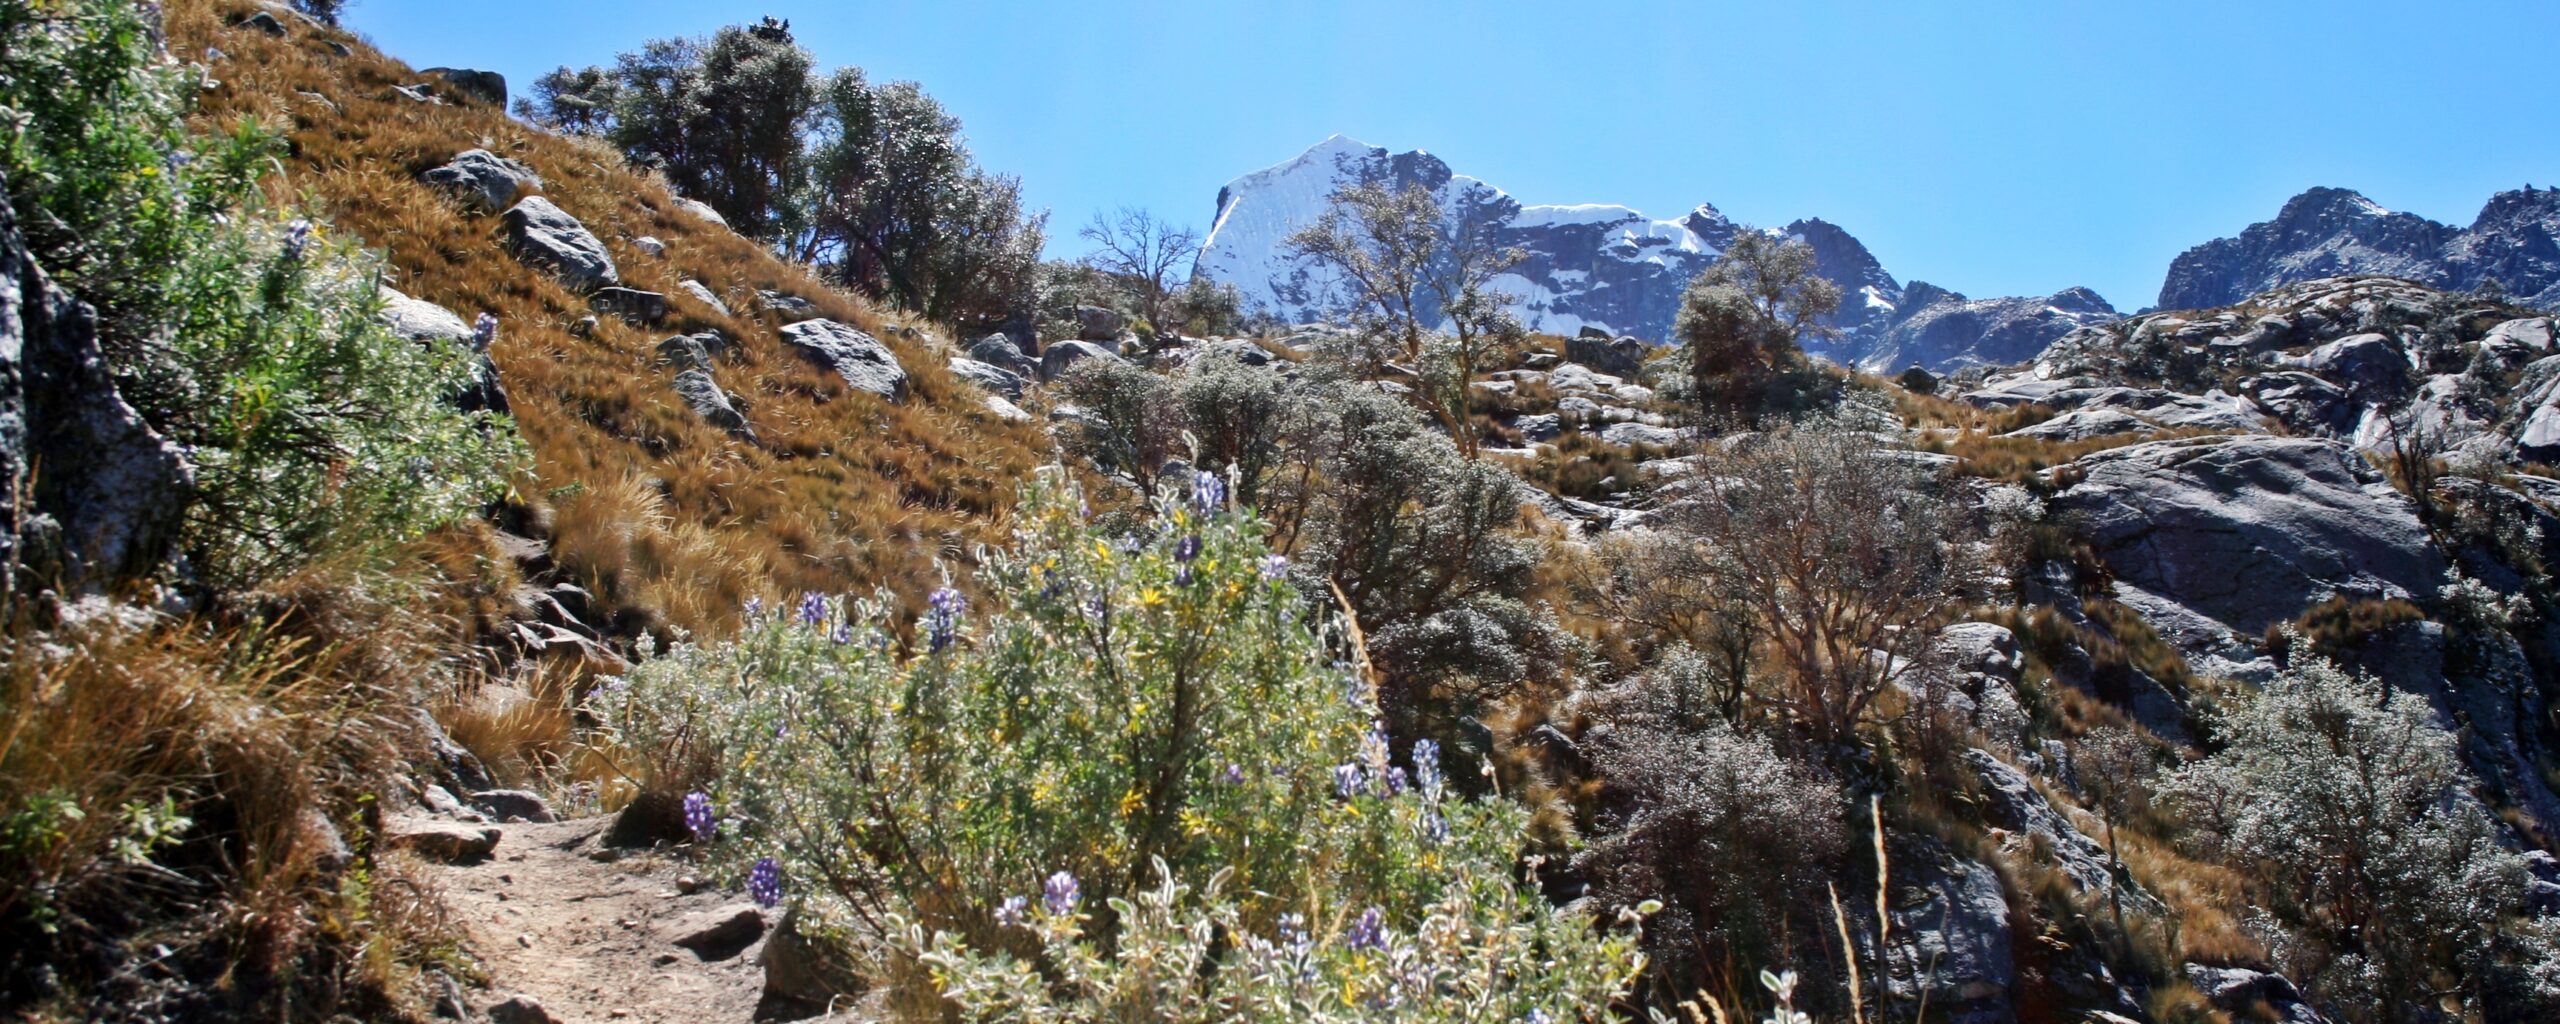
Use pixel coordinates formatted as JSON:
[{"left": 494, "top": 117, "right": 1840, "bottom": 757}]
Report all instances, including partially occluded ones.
[{"left": 604, "top": 470, "right": 1647, "bottom": 1018}]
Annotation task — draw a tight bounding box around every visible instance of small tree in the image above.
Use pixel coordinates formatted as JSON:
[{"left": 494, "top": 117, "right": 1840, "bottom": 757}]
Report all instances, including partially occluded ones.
[
  {"left": 517, "top": 65, "right": 621, "bottom": 136},
  {"left": 1284, "top": 182, "right": 1522, "bottom": 456},
  {"left": 2069, "top": 725, "right": 2155, "bottom": 935},
  {"left": 1080, "top": 207, "right": 1199, "bottom": 346},
  {"left": 1666, "top": 414, "right": 1977, "bottom": 751},
  {"left": 1675, "top": 231, "right": 1841, "bottom": 423}
]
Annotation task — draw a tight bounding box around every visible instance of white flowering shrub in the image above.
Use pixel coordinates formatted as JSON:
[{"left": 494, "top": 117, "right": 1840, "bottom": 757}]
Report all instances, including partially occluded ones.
[
  {"left": 605, "top": 470, "right": 1646, "bottom": 1019},
  {"left": 2158, "top": 652, "right": 2560, "bottom": 1021}
]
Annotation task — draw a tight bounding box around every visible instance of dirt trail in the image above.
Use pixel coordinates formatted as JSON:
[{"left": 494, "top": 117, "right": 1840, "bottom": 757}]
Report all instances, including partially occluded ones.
[{"left": 418, "top": 816, "right": 773, "bottom": 1023}]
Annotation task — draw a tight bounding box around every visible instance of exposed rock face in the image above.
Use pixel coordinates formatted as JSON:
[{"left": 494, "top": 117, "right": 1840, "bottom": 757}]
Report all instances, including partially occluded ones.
[
  {"left": 779, "top": 319, "right": 907, "bottom": 402},
  {"left": 385, "top": 818, "right": 501, "bottom": 863},
  {"left": 0, "top": 185, "right": 190, "bottom": 596},
  {"left": 947, "top": 357, "right": 1024, "bottom": 399},
  {"left": 673, "top": 196, "right": 728, "bottom": 228},
  {"left": 503, "top": 197, "right": 617, "bottom": 292},
  {"left": 672, "top": 370, "right": 752, "bottom": 439},
  {"left": 1197, "top": 136, "right": 2110, "bottom": 372},
  {"left": 376, "top": 286, "right": 473, "bottom": 342},
  {"left": 588, "top": 287, "right": 668, "bottom": 325},
  {"left": 1861, "top": 838, "right": 2016, "bottom": 1024},
  {"left": 2160, "top": 184, "right": 2560, "bottom": 311},
  {"left": 1039, "top": 339, "right": 1123, "bottom": 382},
  {"left": 1964, "top": 749, "right": 2158, "bottom": 914},
  {"left": 669, "top": 903, "right": 767, "bottom": 961},
  {"left": 470, "top": 789, "right": 557, "bottom": 823},
  {"left": 421, "top": 67, "right": 506, "bottom": 107},
  {"left": 420, "top": 148, "right": 540, "bottom": 213},
  {"left": 1073, "top": 304, "right": 1125, "bottom": 341},
  {"left": 970, "top": 333, "right": 1038, "bottom": 379},
  {"left": 2184, "top": 966, "right": 2332, "bottom": 1024},
  {"left": 2054, "top": 435, "right": 2444, "bottom": 639},
  {"left": 676, "top": 278, "right": 729, "bottom": 317}
]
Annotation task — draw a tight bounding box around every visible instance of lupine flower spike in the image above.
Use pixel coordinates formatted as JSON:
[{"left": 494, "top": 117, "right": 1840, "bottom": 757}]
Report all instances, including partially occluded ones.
[
  {"left": 683, "top": 791, "right": 716, "bottom": 842},
  {"left": 925, "top": 588, "right": 966, "bottom": 653},
  {"left": 748, "top": 857, "right": 784, "bottom": 907},
  {"left": 1042, "top": 870, "right": 1081, "bottom": 915}
]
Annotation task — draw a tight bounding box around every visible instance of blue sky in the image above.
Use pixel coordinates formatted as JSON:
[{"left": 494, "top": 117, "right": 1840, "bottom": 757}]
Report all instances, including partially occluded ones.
[{"left": 352, "top": 1, "right": 2560, "bottom": 311}]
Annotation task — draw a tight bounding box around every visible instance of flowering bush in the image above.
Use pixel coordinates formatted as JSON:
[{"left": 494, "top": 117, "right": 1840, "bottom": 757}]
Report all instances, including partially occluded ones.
[{"left": 605, "top": 470, "right": 1646, "bottom": 1018}]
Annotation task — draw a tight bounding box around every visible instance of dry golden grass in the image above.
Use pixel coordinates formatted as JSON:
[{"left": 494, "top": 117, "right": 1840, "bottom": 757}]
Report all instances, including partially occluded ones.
[
  {"left": 171, "top": 0, "right": 1049, "bottom": 640},
  {"left": 0, "top": 578, "right": 455, "bottom": 1017}
]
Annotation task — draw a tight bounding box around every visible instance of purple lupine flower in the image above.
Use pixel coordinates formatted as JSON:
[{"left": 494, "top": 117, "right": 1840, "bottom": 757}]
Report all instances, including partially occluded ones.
[
  {"left": 1332, "top": 763, "right": 1365, "bottom": 799},
  {"left": 748, "top": 857, "right": 783, "bottom": 908},
  {"left": 683, "top": 791, "right": 716, "bottom": 842},
  {"left": 1384, "top": 766, "right": 1410, "bottom": 798},
  {"left": 1223, "top": 763, "right": 1245, "bottom": 785},
  {"left": 1523, "top": 1011, "right": 1554, "bottom": 1024},
  {"left": 1191, "top": 470, "right": 1227, "bottom": 516},
  {"left": 280, "top": 219, "right": 313, "bottom": 262},
  {"left": 995, "top": 895, "right": 1029, "bottom": 928},
  {"left": 1259, "top": 553, "right": 1288, "bottom": 580},
  {"left": 742, "top": 596, "right": 765, "bottom": 620},
  {"left": 1345, "top": 906, "right": 1387, "bottom": 951},
  {"left": 797, "top": 590, "right": 827, "bottom": 627},
  {"left": 830, "top": 620, "right": 855, "bottom": 645},
  {"left": 1174, "top": 565, "right": 1194, "bottom": 587},
  {"left": 1361, "top": 723, "right": 1392, "bottom": 770},
  {"left": 925, "top": 588, "right": 965, "bottom": 653},
  {"left": 1174, "top": 535, "right": 1201, "bottom": 562},
  {"left": 470, "top": 312, "right": 498, "bottom": 352},
  {"left": 1276, "top": 913, "right": 1311, "bottom": 955},
  {"left": 1412, "top": 739, "right": 1443, "bottom": 795},
  {"left": 1421, "top": 809, "right": 1450, "bottom": 846},
  {"left": 1042, "top": 870, "right": 1081, "bottom": 916}
]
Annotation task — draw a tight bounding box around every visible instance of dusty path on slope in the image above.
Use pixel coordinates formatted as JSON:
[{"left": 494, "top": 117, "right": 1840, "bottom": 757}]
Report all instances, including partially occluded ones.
[{"left": 420, "top": 816, "right": 773, "bottom": 1023}]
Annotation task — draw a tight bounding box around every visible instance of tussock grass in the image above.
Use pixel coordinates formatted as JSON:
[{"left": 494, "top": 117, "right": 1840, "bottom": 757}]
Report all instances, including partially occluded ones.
[
  {"left": 170, "top": 0, "right": 1049, "bottom": 640},
  {"left": 0, "top": 568, "right": 469, "bottom": 1018}
]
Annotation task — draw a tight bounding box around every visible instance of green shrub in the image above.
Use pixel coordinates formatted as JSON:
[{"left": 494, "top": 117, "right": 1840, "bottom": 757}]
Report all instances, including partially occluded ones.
[
  {"left": 164, "top": 215, "right": 523, "bottom": 584},
  {"left": 2, "top": 0, "right": 521, "bottom": 588},
  {"left": 604, "top": 472, "right": 1646, "bottom": 1018}
]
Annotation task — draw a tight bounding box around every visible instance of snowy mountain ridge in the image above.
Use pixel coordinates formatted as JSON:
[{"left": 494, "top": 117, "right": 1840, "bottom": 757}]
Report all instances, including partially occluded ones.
[{"left": 1197, "top": 136, "right": 2116, "bottom": 372}]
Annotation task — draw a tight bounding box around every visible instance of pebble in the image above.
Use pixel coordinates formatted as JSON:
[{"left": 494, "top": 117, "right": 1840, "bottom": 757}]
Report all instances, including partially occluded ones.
[{"left": 675, "top": 875, "right": 701, "bottom": 894}]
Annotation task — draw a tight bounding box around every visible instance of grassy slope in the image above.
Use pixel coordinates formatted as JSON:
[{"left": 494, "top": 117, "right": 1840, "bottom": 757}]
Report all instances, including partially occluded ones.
[{"left": 170, "top": 0, "right": 1047, "bottom": 635}]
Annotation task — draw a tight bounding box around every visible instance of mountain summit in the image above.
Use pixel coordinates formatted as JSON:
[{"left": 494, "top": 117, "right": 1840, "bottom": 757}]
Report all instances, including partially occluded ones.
[
  {"left": 1197, "top": 136, "right": 2115, "bottom": 372},
  {"left": 2158, "top": 184, "right": 2560, "bottom": 311}
]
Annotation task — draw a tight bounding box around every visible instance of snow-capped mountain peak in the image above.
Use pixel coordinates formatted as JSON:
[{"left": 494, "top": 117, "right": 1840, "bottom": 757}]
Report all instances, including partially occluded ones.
[{"left": 1196, "top": 137, "right": 2116, "bottom": 371}]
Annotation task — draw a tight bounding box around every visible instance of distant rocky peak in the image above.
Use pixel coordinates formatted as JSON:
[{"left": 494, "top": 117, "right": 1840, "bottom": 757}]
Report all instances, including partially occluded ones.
[{"left": 2157, "top": 183, "right": 2560, "bottom": 313}]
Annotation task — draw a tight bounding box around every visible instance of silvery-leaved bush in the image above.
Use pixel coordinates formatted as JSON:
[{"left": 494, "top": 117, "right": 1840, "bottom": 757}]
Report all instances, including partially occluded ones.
[{"left": 605, "top": 470, "right": 1649, "bottom": 1020}]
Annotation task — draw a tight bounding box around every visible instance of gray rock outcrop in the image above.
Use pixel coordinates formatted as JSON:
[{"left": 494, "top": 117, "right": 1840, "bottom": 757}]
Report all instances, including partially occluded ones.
[
  {"left": 0, "top": 184, "right": 190, "bottom": 596},
  {"left": 421, "top": 149, "right": 539, "bottom": 213},
  {"left": 588, "top": 287, "right": 668, "bottom": 325},
  {"left": 1073, "top": 304, "right": 1125, "bottom": 342},
  {"left": 1040, "top": 339, "right": 1123, "bottom": 382},
  {"left": 676, "top": 279, "right": 730, "bottom": 317},
  {"left": 503, "top": 197, "right": 617, "bottom": 292},
  {"left": 420, "top": 67, "right": 506, "bottom": 107},
  {"left": 780, "top": 319, "right": 907, "bottom": 402},
  {"left": 947, "top": 357, "right": 1025, "bottom": 399},
  {"left": 2054, "top": 435, "right": 2444, "bottom": 640}
]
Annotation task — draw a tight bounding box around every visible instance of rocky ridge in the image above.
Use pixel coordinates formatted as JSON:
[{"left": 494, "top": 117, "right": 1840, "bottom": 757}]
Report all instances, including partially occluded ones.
[{"left": 2159, "top": 184, "right": 2560, "bottom": 311}]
